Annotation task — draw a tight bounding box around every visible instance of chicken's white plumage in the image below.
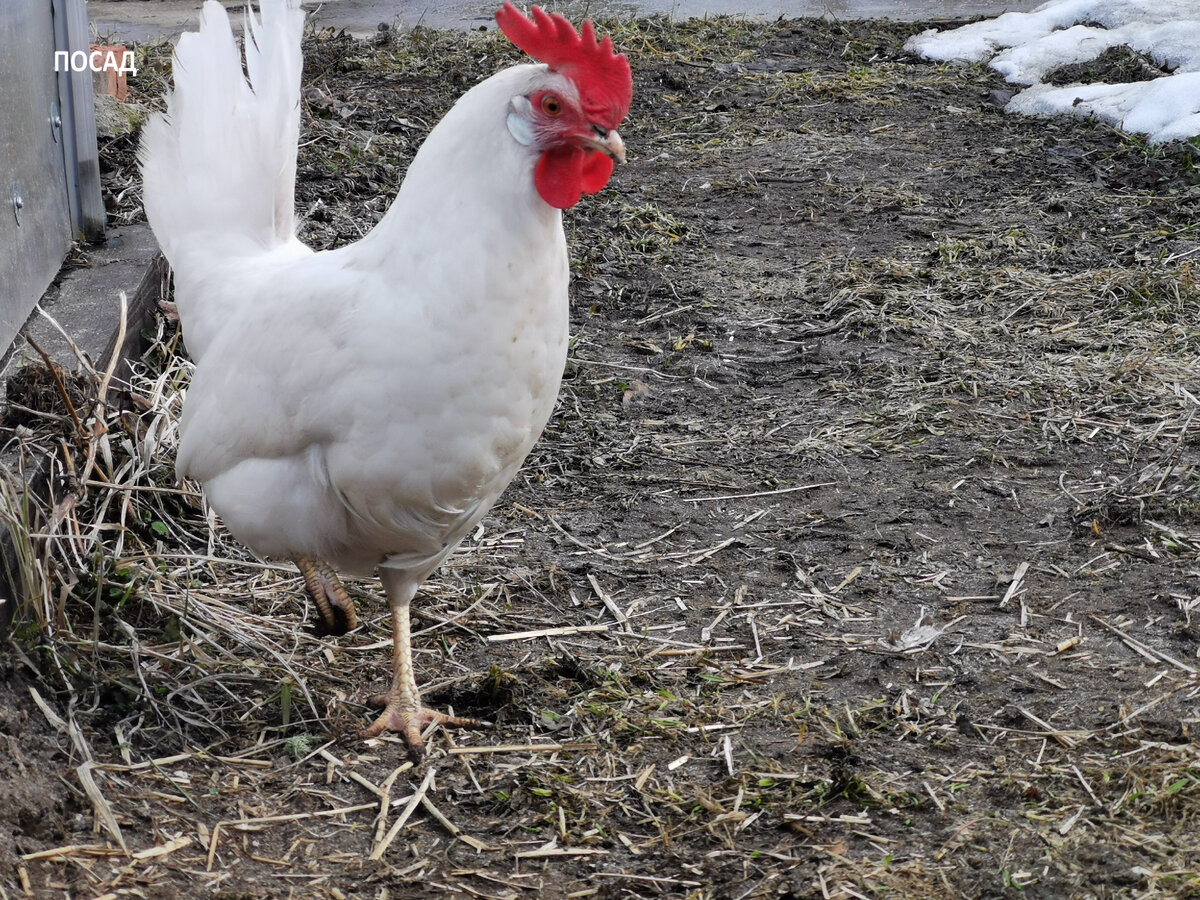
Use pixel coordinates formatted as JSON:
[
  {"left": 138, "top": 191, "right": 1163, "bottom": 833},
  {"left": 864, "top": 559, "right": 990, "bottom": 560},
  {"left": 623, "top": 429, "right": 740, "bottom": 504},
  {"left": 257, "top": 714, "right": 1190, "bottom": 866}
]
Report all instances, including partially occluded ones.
[
  {"left": 172, "top": 65, "right": 571, "bottom": 580},
  {"left": 139, "top": 0, "right": 631, "bottom": 756}
]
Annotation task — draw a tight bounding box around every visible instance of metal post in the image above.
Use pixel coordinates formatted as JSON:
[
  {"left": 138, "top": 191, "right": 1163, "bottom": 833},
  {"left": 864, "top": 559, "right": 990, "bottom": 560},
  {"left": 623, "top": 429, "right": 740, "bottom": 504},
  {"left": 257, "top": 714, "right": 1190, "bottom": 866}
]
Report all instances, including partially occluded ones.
[{"left": 51, "top": 0, "right": 106, "bottom": 242}]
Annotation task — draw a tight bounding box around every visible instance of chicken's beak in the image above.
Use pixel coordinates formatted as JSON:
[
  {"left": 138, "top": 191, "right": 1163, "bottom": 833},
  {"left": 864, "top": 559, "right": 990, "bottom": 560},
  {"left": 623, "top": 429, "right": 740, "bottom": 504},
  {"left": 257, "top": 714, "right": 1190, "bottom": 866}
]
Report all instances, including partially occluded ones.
[{"left": 580, "top": 129, "right": 626, "bottom": 164}]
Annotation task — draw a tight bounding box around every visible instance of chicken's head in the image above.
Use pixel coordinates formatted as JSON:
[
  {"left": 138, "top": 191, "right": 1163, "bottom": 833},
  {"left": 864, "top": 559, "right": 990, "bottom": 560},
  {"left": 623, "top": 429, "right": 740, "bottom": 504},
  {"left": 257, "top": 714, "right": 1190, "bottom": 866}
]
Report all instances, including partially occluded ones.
[{"left": 496, "top": 3, "right": 633, "bottom": 210}]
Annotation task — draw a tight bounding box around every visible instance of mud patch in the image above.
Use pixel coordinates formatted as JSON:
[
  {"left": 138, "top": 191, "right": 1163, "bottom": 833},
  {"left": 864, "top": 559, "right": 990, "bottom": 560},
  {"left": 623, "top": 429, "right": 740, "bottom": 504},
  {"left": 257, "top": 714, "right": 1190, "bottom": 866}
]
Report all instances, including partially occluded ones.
[{"left": 1045, "top": 43, "right": 1170, "bottom": 86}]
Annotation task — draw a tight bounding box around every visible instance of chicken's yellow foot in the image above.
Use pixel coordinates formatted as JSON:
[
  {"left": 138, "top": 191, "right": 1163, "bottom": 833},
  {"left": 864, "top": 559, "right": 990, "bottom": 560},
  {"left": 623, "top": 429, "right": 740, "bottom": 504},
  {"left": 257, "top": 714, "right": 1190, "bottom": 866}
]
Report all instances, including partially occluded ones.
[
  {"left": 362, "top": 587, "right": 485, "bottom": 761},
  {"left": 296, "top": 556, "right": 358, "bottom": 635},
  {"left": 360, "top": 696, "right": 482, "bottom": 762}
]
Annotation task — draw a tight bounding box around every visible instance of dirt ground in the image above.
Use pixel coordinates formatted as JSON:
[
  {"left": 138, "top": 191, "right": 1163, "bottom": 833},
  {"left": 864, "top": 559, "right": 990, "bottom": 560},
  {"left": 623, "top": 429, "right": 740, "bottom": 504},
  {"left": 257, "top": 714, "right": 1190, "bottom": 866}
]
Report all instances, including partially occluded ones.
[{"left": 2, "top": 13, "right": 1199, "bottom": 900}]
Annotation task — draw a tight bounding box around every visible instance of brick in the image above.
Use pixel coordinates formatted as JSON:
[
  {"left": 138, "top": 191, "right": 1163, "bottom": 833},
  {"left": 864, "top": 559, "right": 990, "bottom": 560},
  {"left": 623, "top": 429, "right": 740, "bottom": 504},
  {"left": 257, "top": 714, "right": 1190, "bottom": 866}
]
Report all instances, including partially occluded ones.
[{"left": 89, "top": 44, "right": 128, "bottom": 101}]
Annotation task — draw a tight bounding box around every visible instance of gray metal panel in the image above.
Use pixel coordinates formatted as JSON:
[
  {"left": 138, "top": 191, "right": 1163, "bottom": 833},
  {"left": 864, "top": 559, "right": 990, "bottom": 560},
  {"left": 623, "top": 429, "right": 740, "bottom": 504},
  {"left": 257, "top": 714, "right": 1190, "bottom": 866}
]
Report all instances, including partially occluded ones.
[
  {"left": 54, "top": 0, "right": 106, "bottom": 242},
  {"left": 0, "top": 2, "right": 75, "bottom": 354}
]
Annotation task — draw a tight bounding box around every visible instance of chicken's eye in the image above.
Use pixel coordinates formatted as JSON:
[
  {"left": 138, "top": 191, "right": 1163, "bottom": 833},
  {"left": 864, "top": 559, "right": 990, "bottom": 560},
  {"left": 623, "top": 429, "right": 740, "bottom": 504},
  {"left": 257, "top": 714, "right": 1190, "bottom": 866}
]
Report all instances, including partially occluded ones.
[{"left": 541, "top": 95, "right": 562, "bottom": 116}]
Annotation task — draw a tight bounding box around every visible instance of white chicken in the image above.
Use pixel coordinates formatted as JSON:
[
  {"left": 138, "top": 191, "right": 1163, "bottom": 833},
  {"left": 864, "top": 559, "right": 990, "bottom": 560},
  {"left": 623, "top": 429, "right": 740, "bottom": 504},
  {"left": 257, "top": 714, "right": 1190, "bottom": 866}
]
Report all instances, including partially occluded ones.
[{"left": 140, "top": 1, "right": 632, "bottom": 757}]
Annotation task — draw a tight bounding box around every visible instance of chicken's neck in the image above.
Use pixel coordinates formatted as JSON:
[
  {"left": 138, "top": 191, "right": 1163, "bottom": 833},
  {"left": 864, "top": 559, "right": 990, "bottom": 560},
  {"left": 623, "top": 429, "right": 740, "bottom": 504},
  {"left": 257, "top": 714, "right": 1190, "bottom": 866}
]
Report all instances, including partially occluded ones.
[{"left": 350, "top": 65, "right": 565, "bottom": 292}]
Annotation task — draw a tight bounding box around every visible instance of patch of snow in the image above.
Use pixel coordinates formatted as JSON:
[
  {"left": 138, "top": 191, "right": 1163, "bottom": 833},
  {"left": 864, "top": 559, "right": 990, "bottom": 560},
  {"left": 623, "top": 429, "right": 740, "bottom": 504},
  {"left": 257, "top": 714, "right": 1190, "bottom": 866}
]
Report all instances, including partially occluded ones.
[
  {"left": 990, "top": 24, "right": 1116, "bottom": 85},
  {"left": 905, "top": 0, "right": 1200, "bottom": 144}
]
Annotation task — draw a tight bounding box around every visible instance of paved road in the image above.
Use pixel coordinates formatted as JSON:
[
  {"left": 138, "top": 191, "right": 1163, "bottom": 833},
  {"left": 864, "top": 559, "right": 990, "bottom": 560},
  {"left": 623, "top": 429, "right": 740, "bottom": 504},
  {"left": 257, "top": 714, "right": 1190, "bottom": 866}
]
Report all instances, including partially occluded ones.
[{"left": 90, "top": 0, "right": 1041, "bottom": 42}]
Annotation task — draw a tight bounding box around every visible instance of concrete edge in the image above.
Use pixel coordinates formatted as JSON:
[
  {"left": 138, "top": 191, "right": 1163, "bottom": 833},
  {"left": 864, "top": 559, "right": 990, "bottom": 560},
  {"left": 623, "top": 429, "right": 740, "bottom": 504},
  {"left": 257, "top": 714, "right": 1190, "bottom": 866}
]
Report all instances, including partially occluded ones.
[{"left": 0, "top": 252, "right": 168, "bottom": 640}]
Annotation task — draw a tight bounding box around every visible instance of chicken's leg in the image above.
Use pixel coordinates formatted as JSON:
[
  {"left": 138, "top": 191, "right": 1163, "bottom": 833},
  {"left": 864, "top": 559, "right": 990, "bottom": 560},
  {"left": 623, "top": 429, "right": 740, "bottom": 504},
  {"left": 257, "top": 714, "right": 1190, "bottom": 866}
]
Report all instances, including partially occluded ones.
[
  {"left": 296, "top": 556, "right": 358, "bottom": 635},
  {"left": 362, "top": 568, "right": 481, "bottom": 760}
]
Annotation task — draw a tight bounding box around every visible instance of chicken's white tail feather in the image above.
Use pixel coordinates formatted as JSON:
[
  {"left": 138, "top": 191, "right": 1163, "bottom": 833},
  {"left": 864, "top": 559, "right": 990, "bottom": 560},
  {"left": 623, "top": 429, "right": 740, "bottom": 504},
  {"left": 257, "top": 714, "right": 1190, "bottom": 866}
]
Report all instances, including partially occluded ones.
[{"left": 140, "top": 0, "right": 304, "bottom": 273}]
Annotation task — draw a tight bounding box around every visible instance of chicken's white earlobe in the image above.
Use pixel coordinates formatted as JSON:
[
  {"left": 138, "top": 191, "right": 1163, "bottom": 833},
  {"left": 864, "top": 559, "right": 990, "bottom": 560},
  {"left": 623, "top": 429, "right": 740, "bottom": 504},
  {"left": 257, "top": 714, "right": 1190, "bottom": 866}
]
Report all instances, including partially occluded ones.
[{"left": 507, "top": 97, "right": 537, "bottom": 147}]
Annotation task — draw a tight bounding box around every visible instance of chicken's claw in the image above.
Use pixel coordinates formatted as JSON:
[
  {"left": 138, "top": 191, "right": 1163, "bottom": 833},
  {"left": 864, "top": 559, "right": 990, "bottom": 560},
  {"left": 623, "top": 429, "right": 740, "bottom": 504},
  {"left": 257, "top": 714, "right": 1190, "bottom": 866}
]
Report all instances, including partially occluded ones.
[
  {"left": 297, "top": 556, "right": 358, "bottom": 635},
  {"left": 361, "top": 695, "right": 486, "bottom": 763}
]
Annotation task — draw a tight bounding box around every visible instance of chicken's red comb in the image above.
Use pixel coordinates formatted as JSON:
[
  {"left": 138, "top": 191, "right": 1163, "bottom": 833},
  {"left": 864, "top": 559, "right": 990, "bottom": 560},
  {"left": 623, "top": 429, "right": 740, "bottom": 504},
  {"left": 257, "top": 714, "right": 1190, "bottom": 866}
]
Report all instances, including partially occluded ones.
[{"left": 496, "top": 3, "right": 632, "bottom": 130}]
